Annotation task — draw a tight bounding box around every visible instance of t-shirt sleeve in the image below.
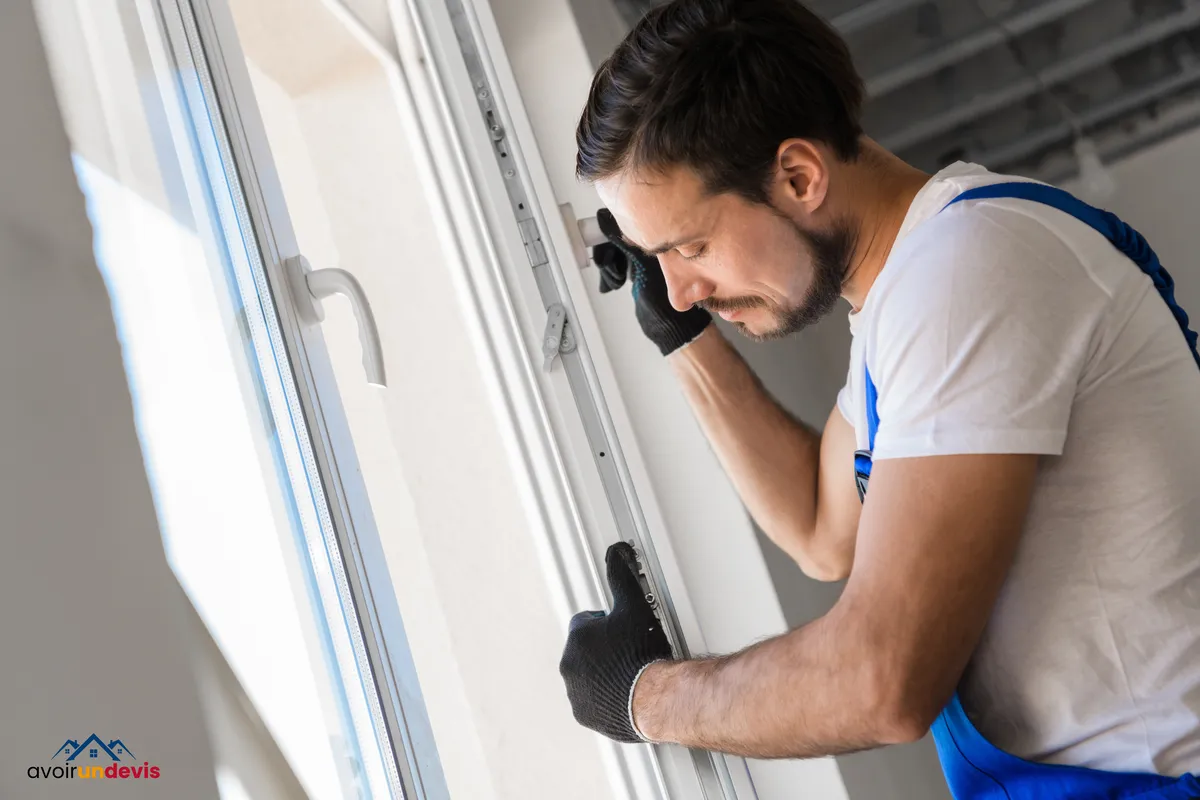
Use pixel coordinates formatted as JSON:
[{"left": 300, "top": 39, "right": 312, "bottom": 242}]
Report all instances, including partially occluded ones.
[
  {"left": 836, "top": 363, "right": 856, "bottom": 426},
  {"left": 870, "top": 208, "right": 1100, "bottom": 461}
]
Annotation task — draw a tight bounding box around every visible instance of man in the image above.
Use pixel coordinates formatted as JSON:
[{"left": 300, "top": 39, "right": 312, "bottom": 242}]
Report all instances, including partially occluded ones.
[{"left": 556, "top": 0, "right": 1200, "bottom": 797}]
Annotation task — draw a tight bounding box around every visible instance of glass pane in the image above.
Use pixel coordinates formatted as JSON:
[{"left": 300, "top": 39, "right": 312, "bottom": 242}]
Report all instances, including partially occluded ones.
[{"left": 34, "top": 0, "right": 392, "bottom": 797}]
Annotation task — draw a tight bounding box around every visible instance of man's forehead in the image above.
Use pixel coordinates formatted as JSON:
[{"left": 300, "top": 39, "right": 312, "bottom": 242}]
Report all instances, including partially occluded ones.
[{"left": 596, "top": 167, "right": 708, "bottom": 248}]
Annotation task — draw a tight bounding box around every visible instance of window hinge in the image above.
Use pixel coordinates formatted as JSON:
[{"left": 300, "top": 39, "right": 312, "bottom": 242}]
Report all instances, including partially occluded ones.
[{"left": 541, "top": 303, "right": 576, "bottom": 372}]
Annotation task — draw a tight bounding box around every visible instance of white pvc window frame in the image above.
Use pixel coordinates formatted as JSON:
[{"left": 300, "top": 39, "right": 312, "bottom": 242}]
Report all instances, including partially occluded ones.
[{"left": 148, "top": 0, "right": 451, "bottom": 797}]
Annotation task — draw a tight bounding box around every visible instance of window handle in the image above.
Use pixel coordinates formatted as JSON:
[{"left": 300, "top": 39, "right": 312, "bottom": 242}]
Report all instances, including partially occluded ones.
[
  {"left": 559, "top": 203, "right": 608, "bottom": 269},
  {"left": 284, "top": 255, "right": 387, "bottom": 388},
  {"left": 577, "top": 214, "right": 605, "bottom": 249}
]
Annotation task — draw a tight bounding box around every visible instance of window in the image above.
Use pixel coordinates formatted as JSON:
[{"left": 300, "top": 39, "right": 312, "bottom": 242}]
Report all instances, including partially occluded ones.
[
  {"left": 72, "top": 154, "right": 362, "bottom": 795},
  {"left": 89, "top": 749, "right": 98, "bottom": 758},
  {"left": 33, "top": 0, "right": 434, "bottom": 797}
]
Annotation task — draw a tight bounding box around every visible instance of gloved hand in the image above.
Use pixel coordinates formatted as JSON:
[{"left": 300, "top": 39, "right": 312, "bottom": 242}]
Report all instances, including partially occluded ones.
[
  {"left": 559, "top": 541, "right": 673, "bottom": 743},
  {"left": 593, "top": 208, "right": 711, "bottom": 356}
]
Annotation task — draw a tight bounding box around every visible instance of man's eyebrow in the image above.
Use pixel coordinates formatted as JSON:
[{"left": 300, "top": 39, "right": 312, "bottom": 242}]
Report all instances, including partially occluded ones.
[{"left": 625, "top": 235, "right": 696, "bottom": 257}]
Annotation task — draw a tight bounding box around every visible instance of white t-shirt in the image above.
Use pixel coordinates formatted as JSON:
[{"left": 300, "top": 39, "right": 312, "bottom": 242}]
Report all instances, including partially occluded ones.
[{"left": 837, "top": 162, "right": 1200, "bottom": 775}]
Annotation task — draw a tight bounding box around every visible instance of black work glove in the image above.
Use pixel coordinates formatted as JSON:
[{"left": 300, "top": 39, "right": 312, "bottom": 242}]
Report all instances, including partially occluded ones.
[
  {"left": 593, "top": 208, "right": 711, "bottom": 356},
  {"left": 559, "top": 542, "right": 673, "bottom": 743}
]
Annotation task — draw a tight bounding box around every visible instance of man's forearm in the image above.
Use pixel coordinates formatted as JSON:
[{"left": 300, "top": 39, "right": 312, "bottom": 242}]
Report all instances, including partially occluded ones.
[
  {"left": 670, "top": 327, "right": 832, "bottom": 574},
  {"left": 631, "top": 609, "right": 919, "bottom": 758}
]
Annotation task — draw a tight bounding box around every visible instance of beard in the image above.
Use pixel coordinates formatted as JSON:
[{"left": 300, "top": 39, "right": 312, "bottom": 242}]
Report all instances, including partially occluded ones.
[{"left": 699, "top": 215, "right": 856, "bottom": 342}]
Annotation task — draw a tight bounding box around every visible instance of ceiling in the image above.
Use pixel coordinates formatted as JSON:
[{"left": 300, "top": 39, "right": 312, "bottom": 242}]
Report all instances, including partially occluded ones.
[{"left": 612, "top": 0, "right": 1200, "bottom": 182}]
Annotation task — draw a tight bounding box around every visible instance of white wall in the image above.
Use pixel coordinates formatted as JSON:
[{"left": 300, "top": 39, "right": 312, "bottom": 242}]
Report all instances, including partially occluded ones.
[
  {"left": 567, "top": 0, "right": 628, "bottom": 75},
  {"left": 1063, "top": 126, "right": 1200, "bottom": 322},
  {"left": 185, "top": 597, "right": 309, "bottom": 800},
  {"left": 0, "top": 2, "right": 220, "bottom": 797}
]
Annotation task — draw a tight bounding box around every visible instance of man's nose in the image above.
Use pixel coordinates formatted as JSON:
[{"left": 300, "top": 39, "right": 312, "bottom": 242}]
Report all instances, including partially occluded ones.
[{"left": 660, "top": 254, "right": 714, "bottom": 312}]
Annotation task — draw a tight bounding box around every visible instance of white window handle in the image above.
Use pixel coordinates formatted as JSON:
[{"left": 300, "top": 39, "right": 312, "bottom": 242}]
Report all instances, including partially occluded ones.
[
  {"left": 577, "top": 214, "right": 606, "bottom": 249},
  {"left": 558, "top": 203, "right": 611, "bottom": 270},
  {"left": 284, "top": 255, "right": 387, "bottom": 388}
]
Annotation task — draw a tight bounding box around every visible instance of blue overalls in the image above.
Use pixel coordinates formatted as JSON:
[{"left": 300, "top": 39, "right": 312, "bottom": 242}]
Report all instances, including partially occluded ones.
[{"left": 854, "top": 182, "right": 1200, "bottom": 800}]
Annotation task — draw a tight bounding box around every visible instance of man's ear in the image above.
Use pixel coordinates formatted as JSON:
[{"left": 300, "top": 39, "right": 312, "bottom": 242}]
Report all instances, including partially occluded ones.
[{"left": 771, "top": 139, "right": 830, "bottom": 215}]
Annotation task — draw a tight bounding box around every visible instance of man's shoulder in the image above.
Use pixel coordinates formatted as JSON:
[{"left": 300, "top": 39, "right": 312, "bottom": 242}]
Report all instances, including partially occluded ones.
[
  {"left": 876, "top": 193, "right": 1095, "bottom": 317},
  {"left": 897, "top": 166, "right": 1078, "bottom": 265},
  {"left": 907, "top": 192, "right": 1073, "bottom": 267}
]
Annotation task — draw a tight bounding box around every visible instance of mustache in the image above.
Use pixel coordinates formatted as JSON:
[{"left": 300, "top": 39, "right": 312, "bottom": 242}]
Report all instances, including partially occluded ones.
[{"left": 697, "top": 296, "right": 769, "bottom": 313}]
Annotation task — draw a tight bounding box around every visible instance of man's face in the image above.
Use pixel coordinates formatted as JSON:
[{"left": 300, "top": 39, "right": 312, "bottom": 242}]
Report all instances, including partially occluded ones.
[{"left": 595, "top": 166, "right": 855, "bottom": 341}]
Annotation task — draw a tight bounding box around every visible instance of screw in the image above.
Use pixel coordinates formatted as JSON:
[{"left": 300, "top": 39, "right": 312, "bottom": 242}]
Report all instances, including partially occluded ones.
[
  {"left": 478, "top": 89, "right": 489, "bottom": 99},
  {"left": 504, "top": 169, "right": 515, "bottom": 178}
]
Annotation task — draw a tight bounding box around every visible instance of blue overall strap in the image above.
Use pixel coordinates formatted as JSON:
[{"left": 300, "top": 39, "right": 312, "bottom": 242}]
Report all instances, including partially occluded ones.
[
  {"left": 932, "top": 695, "right": 1200, "bottom": 800},
  {"left": 947, "top": 182, "right": 1200, "bottom": 369},
  {"left": 852, "top": 366, "right": 880, "bottom": 501}
]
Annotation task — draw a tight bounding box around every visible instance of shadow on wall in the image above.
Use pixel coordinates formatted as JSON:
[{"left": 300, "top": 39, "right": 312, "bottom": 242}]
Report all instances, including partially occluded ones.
[{"left": 723, "top": 311, "right": 954, "bottom": 800}]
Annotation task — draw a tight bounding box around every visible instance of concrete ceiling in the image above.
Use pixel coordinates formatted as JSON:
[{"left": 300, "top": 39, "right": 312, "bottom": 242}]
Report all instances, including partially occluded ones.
[{"left": 613, "top": 0, "right": 1200, "bottom": 181}]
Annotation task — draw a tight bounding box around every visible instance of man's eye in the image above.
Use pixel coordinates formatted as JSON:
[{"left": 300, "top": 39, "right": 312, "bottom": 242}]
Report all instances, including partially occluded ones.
[{"left": 680, "top": 245, "right": 708, "bottom": 261}]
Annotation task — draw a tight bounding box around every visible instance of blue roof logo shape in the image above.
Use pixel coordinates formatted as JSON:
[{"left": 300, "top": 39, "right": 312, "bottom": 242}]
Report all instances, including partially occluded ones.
[
  {"left": 50, "top": 740, "right": 79, "bottom": 761},
  {"left": 52, "top": 734, "right": 133, "bottom": 763},
  {"left": 106, "top": 739, "right": 135, "bottom": 759}
]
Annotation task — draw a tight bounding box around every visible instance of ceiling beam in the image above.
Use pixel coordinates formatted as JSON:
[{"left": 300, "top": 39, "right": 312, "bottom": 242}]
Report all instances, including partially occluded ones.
[
  {"left": 866, "top": 0, "right": 1102, "bottom": 97},
  {"left": 980, "top": 65, "right": 1200, "bottom": 170},
  {"left": 1041, "top": 94, "right": 1200, "bottom": 184},
  {"left": 831, "top": 0, "right": 925, "bottom": 35},
  {"left": 881, "top": 3, "right": 1200, "bottom": 153}
]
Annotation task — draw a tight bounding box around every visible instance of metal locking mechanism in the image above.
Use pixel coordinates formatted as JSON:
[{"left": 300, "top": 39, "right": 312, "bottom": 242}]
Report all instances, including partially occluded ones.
[
  {"left": 628, "top": 540, "right": 661, "bottom": 617},
  {"left": 541, "top": 302, "right": 576, "bottom": 372}
]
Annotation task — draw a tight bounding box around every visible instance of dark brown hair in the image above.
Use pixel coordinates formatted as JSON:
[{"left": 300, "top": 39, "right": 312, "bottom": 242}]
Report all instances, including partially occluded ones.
[{"left": 576, "top": 0, "right": 865, "bottom": 203}]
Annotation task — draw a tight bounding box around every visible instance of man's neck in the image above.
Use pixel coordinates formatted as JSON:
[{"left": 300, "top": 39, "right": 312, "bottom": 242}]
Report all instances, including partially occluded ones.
[{"left": 838, "top": 142, "right": 930, "bottom": 312}]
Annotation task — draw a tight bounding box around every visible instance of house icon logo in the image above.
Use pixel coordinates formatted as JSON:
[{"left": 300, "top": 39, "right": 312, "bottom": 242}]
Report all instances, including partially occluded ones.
[
  {"left": 52, "top": 734, "right": 134, "bottom": 763},
  {"left": 28, "top": 734, "right": 160, "bottom": 781}
]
